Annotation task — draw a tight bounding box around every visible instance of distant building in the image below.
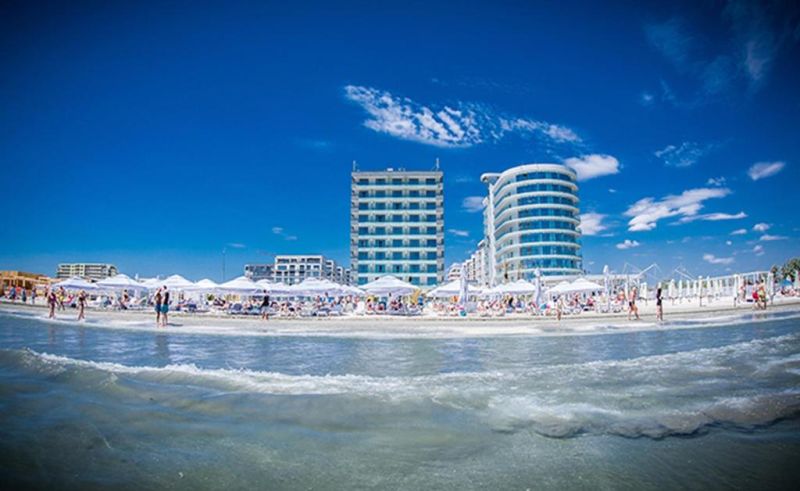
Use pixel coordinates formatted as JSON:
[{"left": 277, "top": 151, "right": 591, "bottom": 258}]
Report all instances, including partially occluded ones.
[
  {"left": 56, "top": 263, "right": 117, "bottom": 281},
  {"left": 244, "top": 263, "right": 274, "bottom": 281},
  {"left": 350, "top": 167, "right": 445, "bottom": 287},
  {"left": 446, "top": 263, "right": 462, "bottom": 282},
  {"left": 481, "top": 163, "right": 582, "bottom": 285},
  {"left": 247, "top": 255, "right": 350, "bottom": 285},
  {"left": 463, "top": 239, "right": 489, "bottom": 286},
  {"left": 1, "top": 271, "right": 52, "bottom": 293}
]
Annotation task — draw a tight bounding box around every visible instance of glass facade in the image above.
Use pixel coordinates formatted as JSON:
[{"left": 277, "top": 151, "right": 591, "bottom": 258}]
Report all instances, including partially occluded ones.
[
  {"left": 350, "top": 170, "right": 445, "bottom": 287},
  {"left": 482, "top": 164, "right": 583, "bottom": 282}
]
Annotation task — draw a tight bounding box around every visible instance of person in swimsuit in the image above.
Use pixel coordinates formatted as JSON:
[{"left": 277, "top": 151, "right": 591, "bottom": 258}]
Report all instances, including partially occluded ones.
[
  {"left": 48, "top": 290, "right": 57, "bottom": 319},
  {"left": 261, "top": 292, "right": 271, "bottom": 321},
  {"left": 656, "top": 286, "right": 663, "bottom": 322},
  {"left": 77, "top": 290, "right": 86, "bottom": 321},
  {"left": 154, "top": 288, "right": 163, "bottom": 327},
  {"left": 628, "top": 286, "right": 640, "bottom": 320},
  {"left": 161, "top": 287, "right": 169, "bottom": 326}
]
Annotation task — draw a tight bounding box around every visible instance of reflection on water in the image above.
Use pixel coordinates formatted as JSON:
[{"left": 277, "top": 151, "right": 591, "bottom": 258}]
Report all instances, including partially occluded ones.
[{"left": 0, "top": 311, "right": 799, "bottom": 490}]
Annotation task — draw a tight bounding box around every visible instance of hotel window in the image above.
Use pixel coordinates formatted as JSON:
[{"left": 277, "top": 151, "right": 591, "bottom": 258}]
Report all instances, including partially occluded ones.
[
  {"left": 392, "top": 265, "right": 403, "bottom": 273},
  {"left": 375, "top": 202, "right": 386, "bottom": 210},
  {"left": 409, "top": 190, "right": 419, "bottom": 197},
  {"left": 410, "top": 252, "right": 420, "bottom": 260},
  {"left": 409, "top": 215, "right": 420, "bottom": 222},
  {"left": 392, "top": 215, "right": 402, "bottom": 223},
  {"left": 358, "top": 178, "right": 368, "bottom": 185},
  {"left": 392, "top": 252, "right": 403, "bottom": 260},
  {"left": 392, "top": 190, "right": 402, "bottom": 197},
  {"left": 409, "top": 239, "right": 420, "bottom": 247},
  {"left": 392, "top": 239, "right": 403, "bottom": 247},
  {"left": 426, "top": 178, "right": 436, "bottom": 184},
  {"left": 409, "top": 227, "right": 420, "bottom": 234},
  {"left": 426, "top": 264, "right": 437, "bottom": 272},
  {"left": 427, "top": 277, "right": 437, "bottom": 285},
  {"left": 409, "top": 202, "right": 420, "bottom": 210},
  {"left": 426, "top": 252, "right": 437, "bottom": 260},
  {"left": 409, "top": 178, "right": 419, "bottom": 185},
  {"left": 375, "top": 178, "right": 386, "bottom": 185},
  {"left": 426, "top": 227, "right": 436, "bottom": 234},
  {"left": 358, "top": 252, "right": 369, "bottom": 260},
  {"left": 392, "top": 202, "right": 403, "bottom": 210},
  {"left": 426, "top": 190, "right": 436, "bottom": 197},
  {"left": 392, "top": 178, "right": 402, "bottom": 185},
  {"left": 358, "top": 203, "right": 368, "bottom": 210},
  {"left": 358, "top": 227, "right": 368, "bottom": 234},
  {"left": 426, "top": 239, "right": 436, "bottom": 247},
  {"left": 375, "top": 252, "right": 385, "bottom": 260},
  {"left": 375, "top": 227, "right": 386, "bottom": 235},
  {"left": 425, "top": 202, "right": 436, "bottom": 209},
  {"left": 409, "top": 264, "right": 420, "bottom": 273},
  {"left": 392, "top": 227, "right": 402, "bottom": 234}
]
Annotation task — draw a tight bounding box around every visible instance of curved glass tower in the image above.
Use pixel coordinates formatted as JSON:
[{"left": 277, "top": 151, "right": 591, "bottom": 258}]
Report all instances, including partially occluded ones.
[{"left": 481, "top": 163, "right": 582, "bottom": 284}]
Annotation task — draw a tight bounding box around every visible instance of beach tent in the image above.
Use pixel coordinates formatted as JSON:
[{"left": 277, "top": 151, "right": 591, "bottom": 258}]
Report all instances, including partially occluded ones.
[
  {"left": 255, "top": 279, "right": 294, "bottom": 296},
  {"left": 184, "top": 278, "right": 219, "bottom": 293},
  {"left": 342, "top": 285, "right": 367, "bottom": 296},
  {"left": 427, "top": 279, "right": 481, "bottom": 298},
  {"left": 362, "top": 276, "right": 418, "bottom": 297},
  {"left": 217, "top": 276, "right": 263, "bottom": 295},
  {"left": 547, "top": 280, "right": 572, "bottom": 296},
  {"left": 96, "top": 273, "right": 147, "bottom": 292},
  {"left": 496, "top": 279, "right": 538, "bottom": 295},
  {"left": 52, "top": 276, "right": 99, "bottom": 291},
  {"left": 568, "top": 278, "right": 604, "bottom": 294},
  {"left": 139, "top": 277, "right": 163, "bottom": 289},
  {"left": 290, "top": 278, "right": 348, "bottom": 297},
  {"left": 157, "top": 275, "right": 195, "bottom": 291}
]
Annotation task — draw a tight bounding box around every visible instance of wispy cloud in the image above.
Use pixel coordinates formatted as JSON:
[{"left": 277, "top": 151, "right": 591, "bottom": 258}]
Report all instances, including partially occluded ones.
[
  {"left": 703, "top": 253, "right": 734, "bottom": 265},
  {"left": 748, "top": 161, "right": 785, "bottom": 180},
  {"left": 448, "top": 229, "right": 470, "bottom": 237},
  {"left": 644, "top": 4, "right": 800, "bottom": 99},
  {"left": 677, "top": 211, "right": 747, "bottom": 223},
  {"left": 706, "top": 176, "right": 727, "bottom": 187},
  {"left": 616, "top": 239, "right": 641, "bottom": 250},
  {"left": 579, "top": 212, "right": 609, "bottom": 236},
  {"left": 624, "top": 187, "right": 731, "bottom": 232},
  {"left": 226, "top": 243, "right": 246, "bottom": 249},
  {"left": 759, "top": 234, "right": 787, "bottom": 241},
  {"left": 753, "top": 222, "right": 771, "bottom": 232},
  {"left": 563, "top": 154, "right": 620, "bottom": 181},
  {"left": 272, "top": 226, "right": 297, "bottom": 241},
  {"left": 730, "top": 228, "right": 748, "bottom": 235},
  {"left": 344, "top": 85, "right": 580, "bottom": 148},
  {"left": 462, "top": 196, "right": 485, "bottom": 213},
  {"left": 753, "top": 244, "right": 765, "bottom": 256},
  {"left": 654, "top": 142, "right": 716, "bottom": 168}
]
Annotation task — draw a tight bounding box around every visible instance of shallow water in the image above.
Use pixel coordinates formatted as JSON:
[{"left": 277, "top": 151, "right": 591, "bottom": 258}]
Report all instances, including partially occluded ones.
[{"left": 1, "top": 310, "right": 799, "bottom": 489}]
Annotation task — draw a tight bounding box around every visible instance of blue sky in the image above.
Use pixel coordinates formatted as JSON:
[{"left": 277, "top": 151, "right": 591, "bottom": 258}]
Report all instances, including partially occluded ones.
[{"left": 1, "top": 0, "right": 798, "bottom": 281}]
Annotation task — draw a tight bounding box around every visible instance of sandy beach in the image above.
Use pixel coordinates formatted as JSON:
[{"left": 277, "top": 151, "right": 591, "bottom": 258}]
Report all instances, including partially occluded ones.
[{"left": 3, "top": 297, "right": 799, "bottom": 339}]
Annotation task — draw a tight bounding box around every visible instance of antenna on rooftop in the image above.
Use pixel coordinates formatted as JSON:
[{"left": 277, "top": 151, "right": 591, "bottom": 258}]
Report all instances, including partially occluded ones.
[
  {"left": 352, "top": 160, "right": 357, "bottom": 172},
  {"left": 434, "top": 157, "right": 440, "bottom": 170}
]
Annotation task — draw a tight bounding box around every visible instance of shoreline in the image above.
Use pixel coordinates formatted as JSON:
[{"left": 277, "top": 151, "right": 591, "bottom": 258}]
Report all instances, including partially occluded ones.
[{"left": 2, "top": 297, "right": 800, "bottom": 339}]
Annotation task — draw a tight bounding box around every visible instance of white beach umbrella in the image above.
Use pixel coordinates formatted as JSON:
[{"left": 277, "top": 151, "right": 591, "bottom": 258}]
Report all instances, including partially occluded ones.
[
  {"left": 547, "top": 280, "right": 572, "bottom": 296},
  {"left": 291, "top": 277, "right": 347, "bottom": 297},
  {"left": 362, "top": 275, "right": 418, "bottom": 297},
  {"left": 217, "top": 276, "right": 263, "bottom": 295},
  {"left": 52, "top": 276, "right": 99, "bottom": 291},
  {"left": 96, "top": 273, "right": 147, "bottom": 292},
  {"left": 254, "top": 279, "right": 293, "bottom": 296}
]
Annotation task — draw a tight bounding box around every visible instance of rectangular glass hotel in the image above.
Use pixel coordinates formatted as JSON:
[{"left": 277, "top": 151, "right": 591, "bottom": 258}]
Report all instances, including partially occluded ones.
[{"left": 350, "top": 168, "right": 445, "bottom": 287}]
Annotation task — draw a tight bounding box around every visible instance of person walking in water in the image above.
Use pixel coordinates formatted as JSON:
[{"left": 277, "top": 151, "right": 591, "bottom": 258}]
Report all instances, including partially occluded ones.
[
  {"left": 161, "top": 287, "right": 170, "bottom": 327},
  {"left": 628, "top": 286, "right": 640, "bottom": 321},
  {"left": 77, "top": 290, "right": 87, "bottom": 321},
  {"left": 47, "top": 289, "right": 57, "bottom": 319},
  {"left": 656, "top": 286, "right": 663, "bottom": 322},
  {"left": 260, "top": 291, "right": 271, "bottom": 321},
  {"left": 154, "top": 288, "right": 163, "bottom": 327}
]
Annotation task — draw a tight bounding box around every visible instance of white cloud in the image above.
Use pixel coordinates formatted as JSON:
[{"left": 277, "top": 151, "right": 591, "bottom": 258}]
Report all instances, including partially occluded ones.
[
  {"left": 753, "top": 244, "right": 765, "bottom": 256},
  {"left": 448, "top": 229, "right": 469, "bottom": 237},
  {"left": 563, "top": 154, "right": 620, "bottom": 181},
  {"left": 654, "top": 142, "right": 714, "bottom": 167},
  {"left": 272, "top": 226, "right": 297, "bottom": 241},
  {"left": 703, "top": 253, "right": 734, "bottom": 265},
  {"left": 747, "top": 161, "right": 785, "bottom": 181},
  {"left": 726, "top": 240, "right": 732, "bottom": 246},
  {"left": 462, "top": 196, "right": 485, "bottom": 213},
  {"left": 608, "top": 188, "right": 617, "bottom": 193},
  {"left": 624, "top": 187, "right": 731, "bottom": 232},
  {"left": 226, "top": 243, "right": 246, "bottom": 249},
  {"left": 579, "top": 213, "right": 609, "bottom": 236},
  {"left": 752, "top": 222, "right": 771, "bottom": 232},
  {"left": 759, "top": 234, "right": 787, "bottom": 241},
  {"left": 677, "top": 211, "right": 747, "bottom": 223},
  {"left": 344, "top": 85, "right": 581, "bottom": 148},
  {"left": 616, "top": 239, "right": 641, "bottom": 250},
  {"left": 706, "top": 176, "right": 726, "bottom": 186},
  {"left": 639, "top": 92, "right": 655, "bottom": 106},
  {"left": 730, "top": 228, "right": 747, "bottom": 235}
]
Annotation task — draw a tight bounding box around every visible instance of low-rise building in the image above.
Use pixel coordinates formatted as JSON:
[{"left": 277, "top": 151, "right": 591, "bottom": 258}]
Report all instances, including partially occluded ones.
[
  {"left": 56, "top": 263, "right": 117, "bottom": 281},
  {"left": 245, "top": 255, "right": 351, "bottom": 285},
  {"left": 0, "top": 271, "right": 52, "bottom": 293},
  {"left": 243, "top": 263, "right": 275, "bottom": 281}
]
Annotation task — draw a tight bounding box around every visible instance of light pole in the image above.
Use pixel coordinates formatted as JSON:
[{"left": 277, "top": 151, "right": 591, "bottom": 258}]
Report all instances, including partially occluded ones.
[{"left": 222, "top": 246, "right": 227, "bottom": 283}]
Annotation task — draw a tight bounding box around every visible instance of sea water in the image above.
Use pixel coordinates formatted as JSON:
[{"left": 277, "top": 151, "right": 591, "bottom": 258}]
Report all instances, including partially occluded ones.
[{"left": 0, "top": 310, "right": 799, "bottom": 489}]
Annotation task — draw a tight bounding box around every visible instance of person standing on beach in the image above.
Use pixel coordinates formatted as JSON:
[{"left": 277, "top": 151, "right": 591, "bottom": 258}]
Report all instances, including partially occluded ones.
[
  {"left": 261, "top": 292, "right": 271, "bottom": 321},
  {"left": 58, "top": 286, "right": 66, "bottom": 311},
  {"left": 656, "top": 286, "right": 663, "bottom": 322},
  {"left": 154, "top": 288, "right": 163, "bottom": 327},
  {"left": 161, "top": 287, "right": 170, "bottom": 327},
  {"left": 77, "top": 290, "right": 86, "bottom": 321},
  {"left": 628, "top": 286, "right": 640, "bottom": 320},
  {"left": 47, "top": 290, "right": 57, "bottom": 319}
]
